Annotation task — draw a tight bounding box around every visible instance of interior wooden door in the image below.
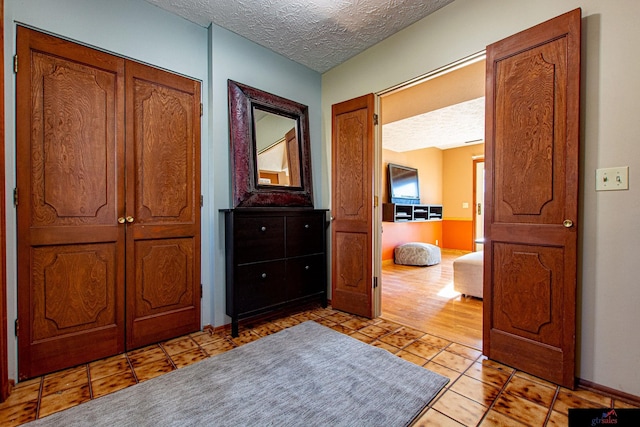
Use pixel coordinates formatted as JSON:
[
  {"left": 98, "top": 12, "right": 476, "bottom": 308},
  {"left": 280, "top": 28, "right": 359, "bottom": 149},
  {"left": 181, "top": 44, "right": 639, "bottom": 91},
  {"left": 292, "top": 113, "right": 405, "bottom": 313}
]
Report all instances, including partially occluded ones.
[
  {"left": 16, "top": 27, "right": 126, "bottom": 379},
  {"left": 125, "top": 61, "right": 201, "bottom": 350},
  {"left": 331, "top": 94, "right": 375, "bottom": 317},
  {"left": 285, "top": 127, "right": 301, "bottom": 187},
  {"left": 16, "top": 28, "right": 202, "bottom": 378},
  {"left": 483, "top": 9, "right": 581, "bottom": 389}
]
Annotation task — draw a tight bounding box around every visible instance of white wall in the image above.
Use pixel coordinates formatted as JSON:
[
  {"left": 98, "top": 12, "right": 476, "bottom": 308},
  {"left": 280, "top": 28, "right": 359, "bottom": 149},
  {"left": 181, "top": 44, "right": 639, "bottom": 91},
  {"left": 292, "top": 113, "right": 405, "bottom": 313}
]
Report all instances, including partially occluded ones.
[
  {"left": 322, "top": 0, "right": 640, "bottom": 396},
  {"left": 2, "top": 0, "right": 323, "bottom": 382}
]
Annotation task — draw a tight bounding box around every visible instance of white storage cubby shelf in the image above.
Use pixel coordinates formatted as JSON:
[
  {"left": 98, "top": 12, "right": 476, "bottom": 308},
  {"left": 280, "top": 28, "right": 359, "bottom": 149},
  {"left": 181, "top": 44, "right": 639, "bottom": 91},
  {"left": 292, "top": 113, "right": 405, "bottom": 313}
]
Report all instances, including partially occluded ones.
[{"left": 382, "top": 203, "right": 443, "bottom": 222}]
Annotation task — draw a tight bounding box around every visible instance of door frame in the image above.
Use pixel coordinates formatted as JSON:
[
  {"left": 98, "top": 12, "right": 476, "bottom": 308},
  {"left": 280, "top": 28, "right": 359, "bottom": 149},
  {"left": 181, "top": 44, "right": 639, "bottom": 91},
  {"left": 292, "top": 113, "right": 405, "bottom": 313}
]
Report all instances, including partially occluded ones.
[
  {"left": 0, "top": 0, "right": 8, "bottom": 402},
  {"left": 373, "top": 95, "right": 382, "bottom": 317},
  {"left": 472, "top": 158, "right": 485, "bottom": 251},
  {"left": 376, "top": 51, "right": 486, "bottom": 319}
]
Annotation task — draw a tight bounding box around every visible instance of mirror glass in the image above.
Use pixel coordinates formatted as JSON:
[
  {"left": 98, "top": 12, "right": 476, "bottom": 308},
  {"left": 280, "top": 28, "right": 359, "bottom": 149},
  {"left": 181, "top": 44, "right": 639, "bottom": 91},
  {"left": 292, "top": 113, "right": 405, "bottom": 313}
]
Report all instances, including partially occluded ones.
[
  {"left": 253, "top": 107, "right": 301, "bottom": 187},
  {"left": 228, "top": 80, "right": 313, "bottom": 208}
]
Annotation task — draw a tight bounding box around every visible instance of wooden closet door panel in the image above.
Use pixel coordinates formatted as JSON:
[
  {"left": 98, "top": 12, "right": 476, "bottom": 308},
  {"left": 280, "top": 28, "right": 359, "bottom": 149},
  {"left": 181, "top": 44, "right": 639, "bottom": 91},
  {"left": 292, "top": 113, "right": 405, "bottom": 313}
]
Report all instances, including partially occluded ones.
[
  {"left": 16, "top": 27, "right": 126, "bottom": 379},
  {"left": 125, "top": 61, "right": 201, "bottom": 349}
]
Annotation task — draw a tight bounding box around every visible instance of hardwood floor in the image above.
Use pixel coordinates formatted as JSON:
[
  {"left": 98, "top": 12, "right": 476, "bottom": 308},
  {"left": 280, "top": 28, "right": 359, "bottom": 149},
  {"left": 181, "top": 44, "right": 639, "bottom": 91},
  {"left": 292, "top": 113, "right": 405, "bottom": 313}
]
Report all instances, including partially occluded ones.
[{"left": 381, "top": 249, "right": 483, "bottom": 349}]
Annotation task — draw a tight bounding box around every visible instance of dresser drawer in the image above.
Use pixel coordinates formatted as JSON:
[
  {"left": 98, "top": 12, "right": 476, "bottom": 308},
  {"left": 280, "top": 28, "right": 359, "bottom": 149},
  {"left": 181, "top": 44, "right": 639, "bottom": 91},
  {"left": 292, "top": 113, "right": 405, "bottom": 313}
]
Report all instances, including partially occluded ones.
[
  {"left": 286, "top": 213, "right": 325, "bottom": 257},
  {"left": 223, "top": 208, "right": 328, "bottom": 337},
  {"left": 234, "top": 216, "right": 285, "bottom": 264},
  {"left": 235, "top": 260, "right": 286, "bottom": 313},
  {"left": 286, "top": 254, "right": 325, "bottom": 300}
]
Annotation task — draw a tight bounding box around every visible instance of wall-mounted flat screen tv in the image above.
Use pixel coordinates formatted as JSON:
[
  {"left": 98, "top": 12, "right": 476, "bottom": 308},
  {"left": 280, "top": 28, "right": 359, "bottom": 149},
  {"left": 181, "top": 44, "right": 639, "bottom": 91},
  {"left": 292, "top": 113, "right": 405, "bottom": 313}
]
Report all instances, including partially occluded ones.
[{"left": 387, "top": 163, "right": 420, "bottom": 204}]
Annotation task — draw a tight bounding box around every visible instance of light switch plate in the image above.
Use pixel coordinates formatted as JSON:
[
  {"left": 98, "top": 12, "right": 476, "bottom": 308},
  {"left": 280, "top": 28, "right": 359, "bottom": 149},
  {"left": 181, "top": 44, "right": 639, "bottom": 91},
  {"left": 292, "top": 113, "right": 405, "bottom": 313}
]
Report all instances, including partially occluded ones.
[{"left": 596, "top": 166, "right": 629, "bottom": 191}]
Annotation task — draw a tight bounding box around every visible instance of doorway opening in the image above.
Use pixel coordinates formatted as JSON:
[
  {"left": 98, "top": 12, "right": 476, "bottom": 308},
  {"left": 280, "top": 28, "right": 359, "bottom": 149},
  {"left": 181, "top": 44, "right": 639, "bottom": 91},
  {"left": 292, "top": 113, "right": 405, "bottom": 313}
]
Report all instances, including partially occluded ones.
[
  {"left": 377, "top": 53, "right": 485, "bottom": 349},
  {"left": 473, "top": 158, "right": 485, "bottom": 252}
]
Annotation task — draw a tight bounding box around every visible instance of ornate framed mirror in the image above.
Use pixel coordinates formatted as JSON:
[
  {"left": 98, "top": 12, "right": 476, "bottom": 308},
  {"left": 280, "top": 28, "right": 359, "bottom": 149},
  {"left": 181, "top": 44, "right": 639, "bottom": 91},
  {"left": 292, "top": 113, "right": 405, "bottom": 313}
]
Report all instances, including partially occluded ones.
[{"left": 228, "top": 80, "right": 314, "bottom": 208}]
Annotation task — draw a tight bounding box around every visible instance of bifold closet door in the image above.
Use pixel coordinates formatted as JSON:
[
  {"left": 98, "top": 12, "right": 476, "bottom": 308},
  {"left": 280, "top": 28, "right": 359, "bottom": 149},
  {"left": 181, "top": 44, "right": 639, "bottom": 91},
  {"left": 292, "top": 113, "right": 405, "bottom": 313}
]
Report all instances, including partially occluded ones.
[
  {"left": 16, "top": 27, "right": 126, "bottom": 379},
  {"left": 16, "top": 27, "right": 201, "bottom": 379}
]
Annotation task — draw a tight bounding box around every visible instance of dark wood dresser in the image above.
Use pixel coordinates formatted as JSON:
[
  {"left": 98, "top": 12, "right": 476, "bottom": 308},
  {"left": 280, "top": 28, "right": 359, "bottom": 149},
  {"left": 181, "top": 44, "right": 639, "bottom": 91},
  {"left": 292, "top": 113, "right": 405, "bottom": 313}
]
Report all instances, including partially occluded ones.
[{"left": 222, "top": 208, "right": 328, "bottom": 336}]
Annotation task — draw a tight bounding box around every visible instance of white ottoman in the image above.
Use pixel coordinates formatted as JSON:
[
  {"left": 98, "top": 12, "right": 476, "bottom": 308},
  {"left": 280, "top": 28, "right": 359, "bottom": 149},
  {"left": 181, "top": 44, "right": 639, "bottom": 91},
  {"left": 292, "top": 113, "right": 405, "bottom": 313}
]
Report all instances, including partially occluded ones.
[
  {"left": 453, "top": 251, "right": 483, "bottom": 298},
  {"left": 394, "top": 242, "right": 441, "bottom": 266}
]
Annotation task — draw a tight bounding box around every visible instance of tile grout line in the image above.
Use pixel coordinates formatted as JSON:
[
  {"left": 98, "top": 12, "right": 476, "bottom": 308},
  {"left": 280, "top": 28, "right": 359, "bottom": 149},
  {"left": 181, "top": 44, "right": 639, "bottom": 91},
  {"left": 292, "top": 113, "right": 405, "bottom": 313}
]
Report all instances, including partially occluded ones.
[
  {"left": 34, "top": 376, "right": 44, "bottom": 421},
  {"left": 85, "top": 364, "right": 93, "bottom": 400},
  {"left": 124, "top": 352, "right": 140, "bottom": 385},
  {"left": 542, "top": 386, "right": 561, "bottom": 426},
  {"left": 158, "top": 344, "right": 178, "bottom": 370},
  {"left": 475, "top": 368, "right": 517, "bottom": 426}
]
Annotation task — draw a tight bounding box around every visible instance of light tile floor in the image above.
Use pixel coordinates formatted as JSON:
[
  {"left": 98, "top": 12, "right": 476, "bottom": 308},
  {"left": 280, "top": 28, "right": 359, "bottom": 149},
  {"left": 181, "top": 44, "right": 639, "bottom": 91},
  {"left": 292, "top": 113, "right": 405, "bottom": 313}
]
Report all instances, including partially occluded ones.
[{"left": 0, "top": 306, "right": 637, "bottom": 426}]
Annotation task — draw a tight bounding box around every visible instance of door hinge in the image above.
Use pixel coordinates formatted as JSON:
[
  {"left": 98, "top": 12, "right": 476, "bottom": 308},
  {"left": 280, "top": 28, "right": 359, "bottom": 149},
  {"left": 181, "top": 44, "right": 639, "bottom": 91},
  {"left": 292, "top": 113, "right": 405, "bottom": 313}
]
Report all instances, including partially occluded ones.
[
  {"left": 13, "top": 188, "right": 18, "bottom": 207},
  {"left": 200, "top": 284, "right": 203, "bottom": 299},
  {"left": 13, "top": 55, "right": 18, "bottom": 74},
  {"left": 14, "top": 319, "right": 19, "bottom": 337},
  {"left": 374, "top": 195, "right": 378, "bottom": 208},
  {"left": 200, "top": 103, "right": 203, "bottom": 117},
  {"left": 200, "top": 195, "right": 204, "bottom": 207},
  {"left": 373, "top": 276, "right": 378, "bottom": 289},
  {"left": 373, "top": 113, "right": 378, "bottom": 126}
]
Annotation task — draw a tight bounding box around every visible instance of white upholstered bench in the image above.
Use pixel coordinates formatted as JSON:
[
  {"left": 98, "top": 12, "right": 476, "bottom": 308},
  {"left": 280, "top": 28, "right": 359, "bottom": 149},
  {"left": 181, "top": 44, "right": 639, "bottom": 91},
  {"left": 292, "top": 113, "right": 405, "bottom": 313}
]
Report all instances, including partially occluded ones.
[
  {"left": 453, "top": 251, "right": 484, "bottom": 298},
  {"left": 394, "top": 242, "right": 441, "bottom": 266}
]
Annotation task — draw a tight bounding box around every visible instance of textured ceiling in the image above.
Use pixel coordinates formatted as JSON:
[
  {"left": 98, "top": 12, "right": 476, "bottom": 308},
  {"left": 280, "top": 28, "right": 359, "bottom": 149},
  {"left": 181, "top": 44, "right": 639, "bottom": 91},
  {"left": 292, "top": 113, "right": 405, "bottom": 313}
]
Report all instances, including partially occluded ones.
[
  {"left": 144, "top": 0, "right": 454, "bottom": 73},
  {"left": 383, "top": 97, "right": 485, "bottom": 152},
  {"left": 145, "top": 0, "right": 478, "bottom": 151}
]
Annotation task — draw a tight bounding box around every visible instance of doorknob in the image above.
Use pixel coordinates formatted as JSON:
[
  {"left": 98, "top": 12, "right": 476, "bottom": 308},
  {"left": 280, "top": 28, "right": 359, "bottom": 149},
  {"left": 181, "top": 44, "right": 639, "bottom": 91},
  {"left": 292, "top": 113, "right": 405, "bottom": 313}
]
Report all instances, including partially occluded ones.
[
  {"left": 563, "top": 219, "right": 574, "bottom": 228},
  {"left": 117, "top": 217, "right": 126, "bottom": 224},
  {"left": 126, "top": 216, "right": 135, "bottom": 223}
]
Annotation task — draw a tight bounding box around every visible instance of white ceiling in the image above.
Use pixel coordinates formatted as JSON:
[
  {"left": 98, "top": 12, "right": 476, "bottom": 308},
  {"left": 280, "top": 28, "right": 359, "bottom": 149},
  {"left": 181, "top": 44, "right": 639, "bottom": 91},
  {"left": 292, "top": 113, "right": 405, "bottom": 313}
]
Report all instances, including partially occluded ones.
[
  {"left": 144, "top": 0, "right": 454, "bottom": 73},
  {"left": 383, "top": 97, "right": 485, "bottom": 152}
]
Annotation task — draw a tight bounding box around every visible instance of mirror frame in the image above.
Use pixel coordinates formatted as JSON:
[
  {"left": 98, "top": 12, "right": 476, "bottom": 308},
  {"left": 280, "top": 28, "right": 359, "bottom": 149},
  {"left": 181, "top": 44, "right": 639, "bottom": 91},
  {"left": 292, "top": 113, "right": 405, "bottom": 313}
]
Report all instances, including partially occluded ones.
[{"left": 228, "top": 80, "right": 314, "bottom": 208}]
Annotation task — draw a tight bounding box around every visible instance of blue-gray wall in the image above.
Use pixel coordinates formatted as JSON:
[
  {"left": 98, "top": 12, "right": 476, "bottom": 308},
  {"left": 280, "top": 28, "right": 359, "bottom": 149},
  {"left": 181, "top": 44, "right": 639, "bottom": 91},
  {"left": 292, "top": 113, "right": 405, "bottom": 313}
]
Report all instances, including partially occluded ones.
[{"left": 208, "top": 23, "right": 322, "bottom": 326}]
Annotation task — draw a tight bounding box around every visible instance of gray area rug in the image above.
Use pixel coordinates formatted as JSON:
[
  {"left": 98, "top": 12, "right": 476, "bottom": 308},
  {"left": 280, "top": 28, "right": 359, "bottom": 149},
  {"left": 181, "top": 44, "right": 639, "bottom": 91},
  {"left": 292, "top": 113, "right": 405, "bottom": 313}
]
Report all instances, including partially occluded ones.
[{"left": 27, "top": 321, "right": 449, "bottom": 427}]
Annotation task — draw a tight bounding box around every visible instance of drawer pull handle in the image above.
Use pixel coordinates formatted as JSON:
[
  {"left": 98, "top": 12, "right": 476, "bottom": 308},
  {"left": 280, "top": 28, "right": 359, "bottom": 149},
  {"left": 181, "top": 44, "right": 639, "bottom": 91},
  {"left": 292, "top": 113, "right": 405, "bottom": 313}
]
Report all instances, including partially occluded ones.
[
  {"left": 260, "top": 226, "right": 267, "bottom": 232},
  {"left": 304, "top": 224, "right": 310, "bottom": 229},
  {"left": 305, "top": 265, "right": 310, "bottom": 270},
  {"left": 261, "top": 273, "right": 267, "bottom": 279}
]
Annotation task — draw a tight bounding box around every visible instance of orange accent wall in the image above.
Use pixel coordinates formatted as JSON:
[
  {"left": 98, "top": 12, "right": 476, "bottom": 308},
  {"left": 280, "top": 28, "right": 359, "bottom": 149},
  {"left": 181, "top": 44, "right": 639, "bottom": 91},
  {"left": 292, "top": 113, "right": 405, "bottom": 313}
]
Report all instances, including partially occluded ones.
[
  {"left": 382, "top": 221, "right": 442, "bottom": 261},
  {"left": 382, "top": 148, "right": 442, "bottom": 205},
  {"left": 442, "top": 219, "right": 473, "bottom": 251}
]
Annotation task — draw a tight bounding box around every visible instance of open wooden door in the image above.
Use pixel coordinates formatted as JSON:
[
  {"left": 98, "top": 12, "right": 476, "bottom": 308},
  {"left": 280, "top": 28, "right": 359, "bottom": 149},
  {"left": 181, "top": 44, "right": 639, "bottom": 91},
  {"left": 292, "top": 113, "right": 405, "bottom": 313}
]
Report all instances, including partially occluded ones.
[
  {"left": 483, "top": 9, "right": 581, "bottom": 389},
  {"left": 331, "top": 94, "right": 376, "bottom": 317},
  {"left": 285, "top": 127, "right": 301, "bottom": 187}
]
